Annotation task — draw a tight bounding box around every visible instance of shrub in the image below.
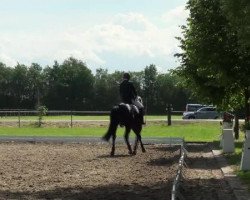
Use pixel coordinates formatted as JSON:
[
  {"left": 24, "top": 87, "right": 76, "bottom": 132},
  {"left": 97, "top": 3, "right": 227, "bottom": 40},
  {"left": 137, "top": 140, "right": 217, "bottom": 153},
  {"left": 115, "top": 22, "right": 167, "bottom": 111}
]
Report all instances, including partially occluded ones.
[{"left": 36, "top": 106, "right": 48, "bottom": 127}]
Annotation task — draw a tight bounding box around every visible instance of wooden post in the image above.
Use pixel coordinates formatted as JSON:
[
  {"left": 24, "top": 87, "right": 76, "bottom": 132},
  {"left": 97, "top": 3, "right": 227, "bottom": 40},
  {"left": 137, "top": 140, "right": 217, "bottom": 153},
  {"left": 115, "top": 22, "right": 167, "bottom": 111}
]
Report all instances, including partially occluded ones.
[
  {"left": 234, "top": 114, "right": 239, "bottom": 140},
  {"left": 18, "top": 111, "right": 21, "bottom": 128},
  {"left": 70, "top": 111, "right": 73, "bottom": 128},
  {"left": 167, "top": 104, "right": 172, "bottom": 126}
]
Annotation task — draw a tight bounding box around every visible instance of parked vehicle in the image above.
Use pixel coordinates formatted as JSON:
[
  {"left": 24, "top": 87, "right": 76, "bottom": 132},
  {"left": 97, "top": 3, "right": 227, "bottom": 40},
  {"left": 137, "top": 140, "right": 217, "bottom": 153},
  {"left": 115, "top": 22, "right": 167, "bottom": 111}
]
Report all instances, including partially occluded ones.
[
  {"left": 182, "top": 106, "right": 220, "bottom": 119},
  {"left": 185, "top": 104, "right": 205, "bottom": 112},
  {"left": 183, "top": 103, "right": 206, "bottom": 119}
]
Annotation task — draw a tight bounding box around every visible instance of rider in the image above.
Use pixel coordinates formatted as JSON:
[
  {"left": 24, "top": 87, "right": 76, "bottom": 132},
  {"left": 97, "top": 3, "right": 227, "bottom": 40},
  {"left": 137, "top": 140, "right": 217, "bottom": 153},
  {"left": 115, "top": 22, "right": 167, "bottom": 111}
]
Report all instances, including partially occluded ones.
[{"left": 119, "top": 73, "right": 145, "bottom": 124}]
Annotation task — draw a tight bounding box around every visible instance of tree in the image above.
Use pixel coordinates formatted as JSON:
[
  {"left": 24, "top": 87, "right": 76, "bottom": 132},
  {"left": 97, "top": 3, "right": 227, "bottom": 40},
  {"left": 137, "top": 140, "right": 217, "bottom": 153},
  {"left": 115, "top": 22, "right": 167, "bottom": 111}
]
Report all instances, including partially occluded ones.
[
  {"left": 221, "top": 0, "right": 250, "bottom": 48},
  {"left": 0, "top": 63, "right": 13, "bottom": 108},
  {"left": 61, "top": 57, "right": 94, "bottom": 110},
  {"left": 43, "top": 57, "right": 94, "bottom": 110},
  {"left": 103, "top": 71, "right": 122, "bottom": 109},
  {"left": 155, "top": 73, "right": 190, "bottom": 112},
  {"left": 93, "top": 68, "right": 119, "bottom": 110},
  {"left": 143, "top": 64, "right": 157, "bottom": 113},
  {"left": 175, "top": 0, "right": 250, "bottom": 118},
  {"left": 11, "top": 64, "right": 30, "bottom": 108},
  {"left": 43, "top": 61, "right": 64, "bottom": 109},
  {"left": 221, "top": 0, "right": 250, "bottom": 119},
  {"left": 27, "top": 63, "right": 43, "bottom": 107}
]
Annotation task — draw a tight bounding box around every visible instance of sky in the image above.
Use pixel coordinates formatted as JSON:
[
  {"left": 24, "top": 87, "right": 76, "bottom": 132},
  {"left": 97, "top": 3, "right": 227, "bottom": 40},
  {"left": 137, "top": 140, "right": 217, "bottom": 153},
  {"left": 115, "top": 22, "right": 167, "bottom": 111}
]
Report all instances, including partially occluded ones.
[{"left": 0, "top": 0, "right": 189, "bottom": 73}]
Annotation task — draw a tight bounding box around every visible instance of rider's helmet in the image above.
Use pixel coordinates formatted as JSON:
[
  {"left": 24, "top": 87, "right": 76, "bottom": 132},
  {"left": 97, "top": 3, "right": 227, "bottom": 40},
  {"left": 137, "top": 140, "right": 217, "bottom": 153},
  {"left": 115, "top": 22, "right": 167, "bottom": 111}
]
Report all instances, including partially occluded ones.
[{"left": 123, "top": 73, "right": 130, "bottom": 80}]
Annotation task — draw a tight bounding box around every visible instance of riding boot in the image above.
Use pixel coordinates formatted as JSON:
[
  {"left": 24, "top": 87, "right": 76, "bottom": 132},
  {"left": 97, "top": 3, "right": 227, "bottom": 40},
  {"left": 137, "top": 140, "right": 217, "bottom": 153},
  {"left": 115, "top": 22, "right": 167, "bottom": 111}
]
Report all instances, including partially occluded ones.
[
  {"left": 139, "top": 108, "right": 145, "bottom": 125},
  {"left": 141, "top": 114, "right": 145, "bottom": 125}
]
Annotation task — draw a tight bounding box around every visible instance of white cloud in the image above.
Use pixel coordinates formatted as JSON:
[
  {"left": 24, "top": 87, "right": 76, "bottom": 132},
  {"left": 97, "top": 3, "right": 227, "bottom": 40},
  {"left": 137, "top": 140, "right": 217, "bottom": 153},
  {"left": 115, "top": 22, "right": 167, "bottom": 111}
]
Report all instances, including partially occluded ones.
[
  {"left": 78, "top": 12, "right": 182, "bottom": 59},
  {"left": 0, "top": 53, "right": 17, "bottom": 66},
  {"left": 162, "top": 5, "right": 189, "bottom": 25},
  {"left": 0, "top": 6, "right": 188, "bottom": 71}
]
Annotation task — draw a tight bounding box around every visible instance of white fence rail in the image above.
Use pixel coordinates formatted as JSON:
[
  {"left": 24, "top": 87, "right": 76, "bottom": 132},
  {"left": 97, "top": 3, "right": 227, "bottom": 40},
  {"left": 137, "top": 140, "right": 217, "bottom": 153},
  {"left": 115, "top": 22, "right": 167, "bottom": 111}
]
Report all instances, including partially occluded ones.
[
  {"left": 0, "top": 110, "right": 111, "bottom": 127},
  {"left": 171, "top": 143, "right": 187, "bottom": 200},
  {"left": 0, "top": 110, "right": 110, "bottom": 115}
]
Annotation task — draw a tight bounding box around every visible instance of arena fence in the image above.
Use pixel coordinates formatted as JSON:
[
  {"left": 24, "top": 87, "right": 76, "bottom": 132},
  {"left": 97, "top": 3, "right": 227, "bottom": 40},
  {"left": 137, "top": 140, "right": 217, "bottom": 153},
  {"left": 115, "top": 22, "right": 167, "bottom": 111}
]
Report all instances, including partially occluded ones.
[
  {"left": 0, "top": 110, "right": 110, "bottom": 127},
  {"left": 171, "top": 139, "right": 187, "bottom": 200},
  {"left": 0, "top": 110, "right": 110, "bottom": 116},
  {"left": 0, "top": 109, "right": 220, "bottom": 128},
  {"left": 0, "top": 110, "right": 175, "bottom": 127}
]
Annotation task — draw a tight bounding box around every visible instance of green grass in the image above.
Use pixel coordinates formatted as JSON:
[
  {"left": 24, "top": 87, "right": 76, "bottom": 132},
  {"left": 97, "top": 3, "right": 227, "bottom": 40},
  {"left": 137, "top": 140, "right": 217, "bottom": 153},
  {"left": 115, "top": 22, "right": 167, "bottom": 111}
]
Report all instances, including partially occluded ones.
[
  {"left": 142, "top": 122, "right": 220, "bottom": 141},
  {"left": 0, "top": 122, "right": 220, "bottom": 142},
  {"left": 238, "top": 171, "right": 250, "bottom": 188},
  {"left": 224, "top": 141, "right": 243, "bottom": 166}
]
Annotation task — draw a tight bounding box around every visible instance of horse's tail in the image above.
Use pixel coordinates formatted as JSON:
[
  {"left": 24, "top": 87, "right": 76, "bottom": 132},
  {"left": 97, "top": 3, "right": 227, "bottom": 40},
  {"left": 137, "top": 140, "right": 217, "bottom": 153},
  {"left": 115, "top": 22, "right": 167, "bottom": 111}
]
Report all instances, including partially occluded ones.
[{"left": 102, "top": 106, "right": 120, "bottom": 142}]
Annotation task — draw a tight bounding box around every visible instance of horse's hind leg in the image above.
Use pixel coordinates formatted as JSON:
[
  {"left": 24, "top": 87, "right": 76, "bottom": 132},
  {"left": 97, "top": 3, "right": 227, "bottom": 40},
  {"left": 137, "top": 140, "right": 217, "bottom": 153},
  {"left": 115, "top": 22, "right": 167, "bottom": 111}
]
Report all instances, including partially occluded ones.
[
  {"left": 133, "top": 137, "right": 139, "bottom": 155},
  {"left": 133, "top": 132, "right": 146, "bottom": 154},
  {"left": 124, "top": 127, "right": 133, "bottom": 155},
  {"left": 111, "top": 134, "right": 116, "bottom": 156}
]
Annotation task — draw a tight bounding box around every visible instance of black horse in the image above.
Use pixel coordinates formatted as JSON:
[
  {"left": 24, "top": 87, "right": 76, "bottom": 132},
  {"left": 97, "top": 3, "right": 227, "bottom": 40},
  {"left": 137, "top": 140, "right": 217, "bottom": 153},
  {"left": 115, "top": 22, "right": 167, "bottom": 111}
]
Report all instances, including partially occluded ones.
[{"left": 102, "top": 103, "right": 146, "bottom": 156}]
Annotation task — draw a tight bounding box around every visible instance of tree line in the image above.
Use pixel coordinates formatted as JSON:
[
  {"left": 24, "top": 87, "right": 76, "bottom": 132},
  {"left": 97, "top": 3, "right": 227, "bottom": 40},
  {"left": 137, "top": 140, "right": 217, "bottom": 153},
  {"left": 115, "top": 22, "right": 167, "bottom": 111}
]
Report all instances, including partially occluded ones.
[{"left": 0, "top": 57, "right": 193, "bottom": 114}]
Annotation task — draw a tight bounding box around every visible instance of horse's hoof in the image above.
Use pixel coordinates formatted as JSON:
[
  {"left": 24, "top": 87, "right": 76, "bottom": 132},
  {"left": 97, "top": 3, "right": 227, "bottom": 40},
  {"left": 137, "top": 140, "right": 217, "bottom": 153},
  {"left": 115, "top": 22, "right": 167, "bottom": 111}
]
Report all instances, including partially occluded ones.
[
  {"left": 101, "top": 136, "right": 109, "bottom": 142},
  {"left": 128, "top": 151, "right": 133, "bottom": 155},
  {"left": 132, "top": 151, "right": 137, "bottom": 155},
  {"left": 142, "top": 149, "right": 146, "bottom": 153}
]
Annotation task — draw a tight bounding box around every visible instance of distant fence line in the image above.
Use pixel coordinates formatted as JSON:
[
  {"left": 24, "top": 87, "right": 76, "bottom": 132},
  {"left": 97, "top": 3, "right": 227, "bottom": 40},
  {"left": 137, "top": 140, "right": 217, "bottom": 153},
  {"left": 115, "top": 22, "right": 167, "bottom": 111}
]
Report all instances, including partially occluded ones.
[
  {"left": 0, "top": 109, "right": 185, "bottom": 128},
  {"left": 0, "top": 109, "right": 184, "bottom": 115},
  {"left": 0, "top": 110, "right": 111, "bottom": 128},
  {"left": 0, "top": 110, "right": 110, "bottom": 116}
]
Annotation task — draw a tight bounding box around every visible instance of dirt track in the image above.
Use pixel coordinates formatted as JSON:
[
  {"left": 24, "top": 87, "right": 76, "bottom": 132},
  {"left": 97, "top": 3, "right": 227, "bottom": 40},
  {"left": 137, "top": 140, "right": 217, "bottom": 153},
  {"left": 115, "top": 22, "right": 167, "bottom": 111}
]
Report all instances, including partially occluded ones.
[
  {"left": 0, "top": 142, "right": 236, "bottom": 200},
  {"left": 0, "top": 143, "right": 179, "bottom": 200}
]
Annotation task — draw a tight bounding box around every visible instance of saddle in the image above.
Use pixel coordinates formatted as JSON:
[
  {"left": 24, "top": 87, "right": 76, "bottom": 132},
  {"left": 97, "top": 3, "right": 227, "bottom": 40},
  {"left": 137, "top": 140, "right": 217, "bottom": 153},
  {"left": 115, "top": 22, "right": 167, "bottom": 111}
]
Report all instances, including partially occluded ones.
[
  {"left": 118, "top": 103, "right": 140, "bottom": 127},
  {"left": 119, "top": 103, "right": 139, "bottom": 115}
]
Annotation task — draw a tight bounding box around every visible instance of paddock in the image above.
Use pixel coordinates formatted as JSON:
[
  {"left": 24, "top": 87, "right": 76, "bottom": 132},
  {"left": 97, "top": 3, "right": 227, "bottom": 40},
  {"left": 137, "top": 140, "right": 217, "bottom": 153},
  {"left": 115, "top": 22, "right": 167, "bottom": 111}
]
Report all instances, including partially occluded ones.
[{"left": 0, "top": 141, "right": 236, "bottom": 200}]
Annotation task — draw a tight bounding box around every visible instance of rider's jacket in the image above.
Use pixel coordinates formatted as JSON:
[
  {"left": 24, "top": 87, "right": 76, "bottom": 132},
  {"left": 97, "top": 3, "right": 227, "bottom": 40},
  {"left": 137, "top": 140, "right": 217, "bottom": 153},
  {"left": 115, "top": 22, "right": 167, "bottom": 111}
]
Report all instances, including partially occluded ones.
[{"left": 119, "top": 79, "right": 137, "bottom": 104}]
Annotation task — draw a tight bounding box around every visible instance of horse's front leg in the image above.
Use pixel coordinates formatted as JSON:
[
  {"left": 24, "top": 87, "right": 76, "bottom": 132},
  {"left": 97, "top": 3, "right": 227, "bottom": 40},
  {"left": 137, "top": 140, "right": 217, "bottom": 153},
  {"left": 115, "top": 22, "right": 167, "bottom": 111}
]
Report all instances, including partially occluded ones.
[
  {"left": 133, "top": 129, "right": 146, "bottom": 154},
  {"left": 111, "top": 134, "right": 116, "bottom": 156},
  {"left": 124, "top": 127, "right": 133, "bottom": 155},
  {"left": 137, "top": 133, "right": 146, "bottom": 153},
  {"left": 133, "top": 137, "right": 139, "bottom": 155}
]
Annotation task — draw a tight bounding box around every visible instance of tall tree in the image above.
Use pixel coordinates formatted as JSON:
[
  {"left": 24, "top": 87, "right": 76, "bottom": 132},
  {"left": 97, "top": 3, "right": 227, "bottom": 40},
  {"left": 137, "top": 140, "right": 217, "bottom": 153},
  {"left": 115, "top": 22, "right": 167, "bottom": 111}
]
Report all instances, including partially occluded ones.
[
  {"left": 27, "top": 63, "right": 43, "bottom": 107},
  {"left": 0, "top": 63, "right": 13, "bottom": 108},
  {"left": 155, "top": 73, "right": 190, "bottom": 112},
  {"left": 44, "top": 57, "right": 94, "bottom": 110},
  {"left": 175, "top": 0, "right": 250, "bottom": 118},
  {"left": 221, "top": 0, "right": 250, "bottom": 118},
  {"left": 11, "top": 64, "right": 30, "bottom": 108},
  {"left": 143, "top": 64, "right": 157, "bottom": 113},
  {"left": 93, "top": 68, "right": 114, "bottom": 110},
  {"left": 222, "top": 0, "right": 250, "bottom": 48}
]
